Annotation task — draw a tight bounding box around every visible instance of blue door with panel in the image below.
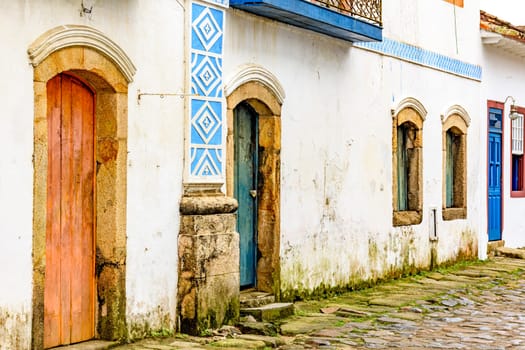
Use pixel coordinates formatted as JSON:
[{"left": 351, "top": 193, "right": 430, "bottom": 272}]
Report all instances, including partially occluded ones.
[
  {"left": 234, "top": 103, "right": 258, "bottom": 287},
  {"left": 488, "top": 107, "right": 502, "bottom": 241}
]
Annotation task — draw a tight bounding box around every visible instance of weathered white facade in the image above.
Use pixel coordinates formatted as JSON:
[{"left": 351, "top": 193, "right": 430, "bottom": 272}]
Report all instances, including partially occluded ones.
[
  {"left": 0, "top": 0, "right": 496, "bottom": 348},
  {"left": 1, "top": 1, "right": 186, "bottom": 348},
  {"left": 222, "top": 0, "right": 484, "bottom": 298}
]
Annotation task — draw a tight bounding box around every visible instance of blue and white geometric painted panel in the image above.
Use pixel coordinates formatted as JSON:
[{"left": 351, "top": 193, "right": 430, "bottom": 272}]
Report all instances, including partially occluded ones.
[
  {"left": 191, "top": 53, "right": 223, "bottom": 98},
  {"left": 191, "top": 4, "right": 224, "bottom": 54},
  {"left": 190, "top": 148, "right": 223, "bottom": 177},
  {"left": 189, "top": 2, "right": 225, "bottom": 180},
  {"left": 191, "top": 99, "right": 222, "bottom": 145}
]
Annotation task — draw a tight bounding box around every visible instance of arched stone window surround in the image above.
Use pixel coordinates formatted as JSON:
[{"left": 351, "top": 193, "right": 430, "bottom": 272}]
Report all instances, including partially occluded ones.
[
  {"left": 441, "top": 105, "right": 469, "bottom": 220},
  {"left": 225, "top": 64, "right": 284, "bottom": 296},
  {"left": 29, "top": 25, "right": 134, "bottom": 349},
  {"left": 391, "top": 97, "right": 426, "bottom": 226}
]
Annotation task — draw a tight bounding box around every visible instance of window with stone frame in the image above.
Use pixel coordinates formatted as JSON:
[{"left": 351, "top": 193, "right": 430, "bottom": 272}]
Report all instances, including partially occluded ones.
[
  {"left": 444, "top": 129, "right": 466, "bottom": 217},
  {"left": 392, "top": 106, "right": 424, "bottom": 226},
  {"left": 511, "top": 107, "right": 525, "bottom": 197},
  {"left": 442, "top": 112, "right": 468, "bottom": 221}
]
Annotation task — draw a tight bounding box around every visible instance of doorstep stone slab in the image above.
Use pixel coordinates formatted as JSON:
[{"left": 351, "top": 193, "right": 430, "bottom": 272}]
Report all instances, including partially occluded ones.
[
  {"left": 241, "top": 302, "right": 294, "bottom": 322},
  {"left": 54, "top": 340, "right": 118, "bottom": 350},
  {"left": 208, "top": 338, "right": 267, "bottom": 349},
  {"left": 496, "top": 247, "right": 525, "bottom": 259}
]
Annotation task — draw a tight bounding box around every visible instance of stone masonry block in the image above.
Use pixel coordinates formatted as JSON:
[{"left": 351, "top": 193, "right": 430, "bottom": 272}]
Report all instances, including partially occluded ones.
[
  {"left": 179, "top": 232, "right": 239, "bottom": 278},
  {"left": 180, "top": 214, "right": 236, "bottom": 236},
  {"left": 180, "top": 196, "right": 238, "bottom": 215},
  {"left": 178, "top": 210, "right": 241, "bottom": 335},
  {"left": 195, "top": 273, "right": 240, "bottom": 331}
]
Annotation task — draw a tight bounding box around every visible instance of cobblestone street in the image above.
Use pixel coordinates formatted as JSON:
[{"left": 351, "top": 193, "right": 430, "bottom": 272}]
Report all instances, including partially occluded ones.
[{"left": 103, "top": 255, "right": 525, "bottom": 350}]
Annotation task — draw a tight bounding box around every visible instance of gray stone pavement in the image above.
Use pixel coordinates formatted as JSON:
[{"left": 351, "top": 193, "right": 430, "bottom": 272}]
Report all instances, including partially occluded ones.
[{"left": 107, "top": 256, "right": 525, "bottom": 350}]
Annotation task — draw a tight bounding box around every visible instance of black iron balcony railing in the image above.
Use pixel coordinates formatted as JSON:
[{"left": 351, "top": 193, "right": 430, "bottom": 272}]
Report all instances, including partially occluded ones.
[{"left": 308, "top": 0, "right": 382, "bottom": 26}]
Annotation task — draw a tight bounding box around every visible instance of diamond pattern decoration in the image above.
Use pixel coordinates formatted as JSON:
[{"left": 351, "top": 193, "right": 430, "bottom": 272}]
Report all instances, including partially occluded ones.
[
  {"left": 189, "top": 2, "right": 225, "bottom": 179},
  {"left": 191, "top": 100, "right": 221, "bottom": 145},
  {"left": 191, "top": 54, "right": 222, "bottom": 97},
  {"left": 191, "top": 148, "right": 222, "bottom": 177},
  {"left": 192, "top": 5, "right": 223, "bottom": 53}
]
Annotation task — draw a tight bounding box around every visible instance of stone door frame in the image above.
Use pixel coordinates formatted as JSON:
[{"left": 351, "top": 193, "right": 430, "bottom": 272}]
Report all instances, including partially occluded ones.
[
  {"left": 225, "top": 65, "right": 284, "bottom": 296},
  {"left": 28, "top": 25, "right": 135, "bottom": 349}
]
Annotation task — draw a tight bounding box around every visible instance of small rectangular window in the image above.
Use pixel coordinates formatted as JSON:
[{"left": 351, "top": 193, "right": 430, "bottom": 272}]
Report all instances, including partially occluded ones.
[
  {"left": 442, "top": 118, "right": 467, "bottom": 221},
  {"left": 512, "top": 155, "right": 523, "bottom": 191},
  {"left": 489, "top": 107, "right": 502, "bottom": 131},
  {"left": 512, "top": 113, "right": 525, "bottom": 195},
  {"left": 512, "top": 115, "right": 524, "bottom": 155},
  {"left": 393, "top": 107, "right": 424, "bottom": 226}
]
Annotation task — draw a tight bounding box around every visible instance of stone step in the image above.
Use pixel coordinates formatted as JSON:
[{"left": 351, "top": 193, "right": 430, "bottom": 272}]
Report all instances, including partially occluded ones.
[
  {"left": 241, "top": 302, "right": 294, "bottom": 322},
  {"left": 495, "top": 246, "right": 525, "bottom": 259},
  {"left": 240, "top": 290, "right": 275, "bottom": 308},
  {"left": 55, "top": 340, "right": 118, "bottom": 350}
]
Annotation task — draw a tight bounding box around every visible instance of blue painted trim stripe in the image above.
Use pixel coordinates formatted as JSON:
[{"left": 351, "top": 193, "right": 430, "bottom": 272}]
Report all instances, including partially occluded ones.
[{"left": 355, "top": 38, "right": 482, "bottom": 81}]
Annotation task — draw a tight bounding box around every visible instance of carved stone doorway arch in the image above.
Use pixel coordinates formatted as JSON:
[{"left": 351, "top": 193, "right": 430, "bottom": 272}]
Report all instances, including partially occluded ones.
[
  {"left": 226, "top": 65, "right": 284, "bottom": 296},
  {"left": 29, "top": 25, "right": 134, "bottom": 349}
]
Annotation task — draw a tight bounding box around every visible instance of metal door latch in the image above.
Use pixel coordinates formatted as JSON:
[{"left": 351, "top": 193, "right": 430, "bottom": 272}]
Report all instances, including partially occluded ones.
[{"left": 249, "top": 190, "right": 257, "bottom": 198}]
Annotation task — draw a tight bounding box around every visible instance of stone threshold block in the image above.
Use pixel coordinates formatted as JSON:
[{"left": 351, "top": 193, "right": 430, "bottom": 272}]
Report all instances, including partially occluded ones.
[{"left": 241, "top": 302, "right": 294, "bottom": 322}]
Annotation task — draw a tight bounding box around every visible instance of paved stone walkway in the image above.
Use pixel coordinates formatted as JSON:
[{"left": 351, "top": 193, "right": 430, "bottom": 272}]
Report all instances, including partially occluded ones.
[{"left": 109, "top": 256, "right": 525, "bottom": 350}]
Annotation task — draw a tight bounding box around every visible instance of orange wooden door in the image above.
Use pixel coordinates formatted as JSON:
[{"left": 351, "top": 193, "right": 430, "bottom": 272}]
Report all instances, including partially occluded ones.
[{"left": 44, "top": 74, "right": 95, "bottom": 348}]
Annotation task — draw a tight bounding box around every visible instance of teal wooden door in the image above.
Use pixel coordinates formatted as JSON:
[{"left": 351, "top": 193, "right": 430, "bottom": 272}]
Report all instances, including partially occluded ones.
[{"left": 234, "top": 103, "right": 258, "bottom": 287}]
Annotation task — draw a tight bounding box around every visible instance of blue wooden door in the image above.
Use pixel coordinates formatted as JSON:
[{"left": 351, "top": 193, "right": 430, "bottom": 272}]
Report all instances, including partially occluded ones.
[
  {"left": 488, "top": 107, "right": 503, "bottom": 241},
  {"left": 234, "top": 103, "right": 258, "bottom": 287}
]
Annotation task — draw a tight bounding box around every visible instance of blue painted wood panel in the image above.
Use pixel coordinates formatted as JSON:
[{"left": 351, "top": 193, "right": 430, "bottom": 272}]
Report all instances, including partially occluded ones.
[
  {"left": 234, "top": 103, "right": 258, "bottom": 287},
  {"left": 230, "top": 0, "right": 382, "bottom": 42},
  {"left": 488, "top": 132, "right": 502, "bottom": 241}
]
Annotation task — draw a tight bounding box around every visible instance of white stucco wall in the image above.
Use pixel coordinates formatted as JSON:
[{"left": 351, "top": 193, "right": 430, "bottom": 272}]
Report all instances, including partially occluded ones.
[
  {"left": 383, "top": 0, "right": 481, "bottom": 62},
  {"left": 0, "top": 3, "right": 34, "bottom": 347},
  {"left": 0, "top": 1, "right": 185, "bottom": 347},
  {"left": 481, "top": 44, "right": 525, "bottom": 248},
  {"left": 225, "top": 1, "right": 483, "bottom": 296},
  {"left": 0, "top": 0, "right": 490, "bottom": 346}
]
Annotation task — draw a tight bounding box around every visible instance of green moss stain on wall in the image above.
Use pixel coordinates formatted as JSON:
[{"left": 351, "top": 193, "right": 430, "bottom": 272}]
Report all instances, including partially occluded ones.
[{"left": 280, "top": 227, "right": 478, "bottom": 301}]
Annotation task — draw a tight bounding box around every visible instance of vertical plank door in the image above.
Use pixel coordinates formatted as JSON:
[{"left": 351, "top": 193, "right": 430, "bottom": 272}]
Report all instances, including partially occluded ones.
[
  {"left": 488, "top": 132, "right": 502, "bottom": 241},
  {"left": 44, "top": 74, "right": 95, "bottom": 348},
  {"left": 487, "top": 106, "right": 503, "bottom": 242},
  {"left": 234, "top": 103, "right": 258, "bottom": 288}
]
